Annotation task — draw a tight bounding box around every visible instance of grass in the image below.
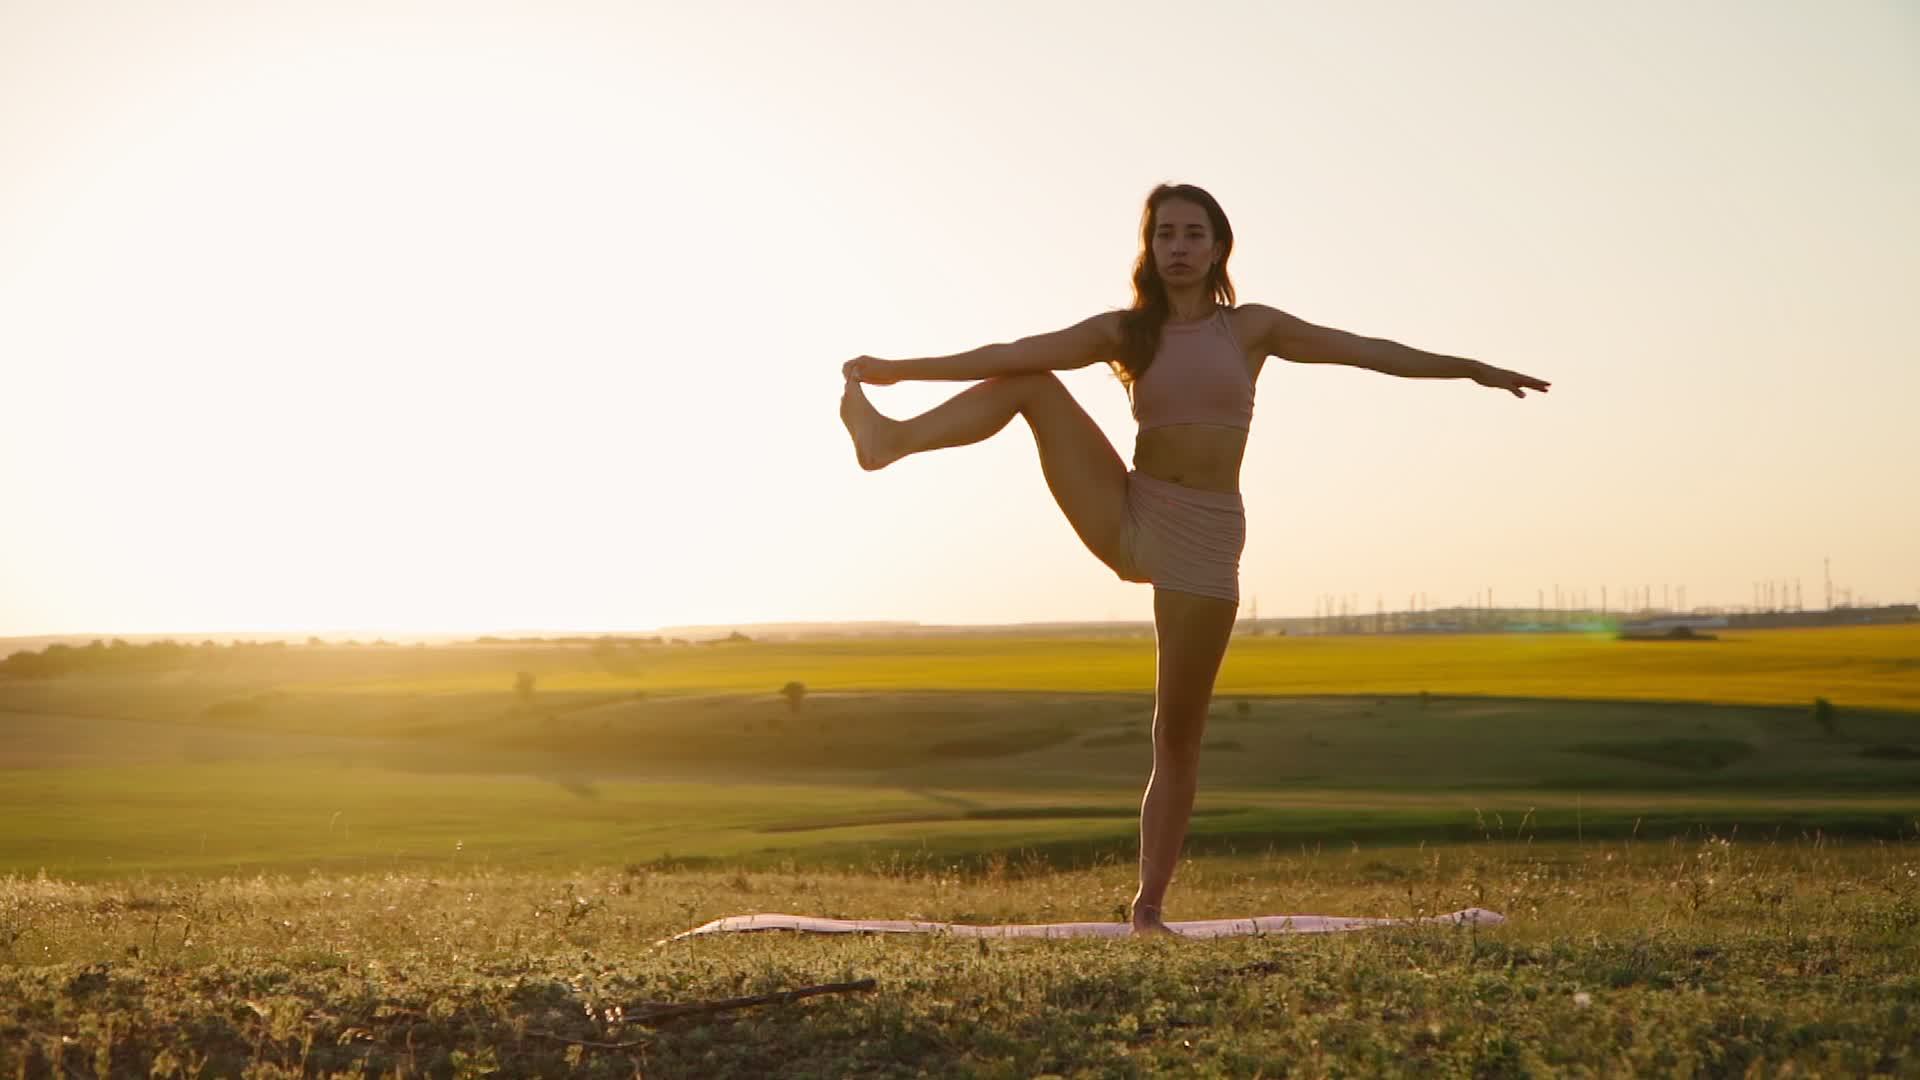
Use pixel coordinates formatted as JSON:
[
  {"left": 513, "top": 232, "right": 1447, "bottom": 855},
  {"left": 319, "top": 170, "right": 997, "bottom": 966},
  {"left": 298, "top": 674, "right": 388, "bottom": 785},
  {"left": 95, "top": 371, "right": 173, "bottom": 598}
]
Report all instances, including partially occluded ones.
[
  {"left": 3, "top": 838, "right": 1917, "bottom": 1077},
  {"left": 2, "top": 624, "right": 1917, "bottom": 1073}
]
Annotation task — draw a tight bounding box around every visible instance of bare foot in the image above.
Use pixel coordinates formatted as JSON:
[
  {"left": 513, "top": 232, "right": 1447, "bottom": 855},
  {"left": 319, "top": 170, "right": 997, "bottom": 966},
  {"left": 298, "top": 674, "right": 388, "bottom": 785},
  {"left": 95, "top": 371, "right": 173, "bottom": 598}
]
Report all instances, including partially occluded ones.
[
  {"left": 839, "top": 377, "right": 903, "bottom": 471},
  {"left": 1129, "top": 901, "right": 1178, "bottom": 937}
]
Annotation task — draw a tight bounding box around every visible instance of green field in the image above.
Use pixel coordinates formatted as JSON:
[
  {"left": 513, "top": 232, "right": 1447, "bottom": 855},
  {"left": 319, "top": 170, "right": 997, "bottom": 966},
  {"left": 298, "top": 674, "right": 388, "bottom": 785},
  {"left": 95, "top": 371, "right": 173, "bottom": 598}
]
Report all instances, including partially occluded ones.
[{"left": 2, "top": 625, "right": 1916, "bottom": 882}]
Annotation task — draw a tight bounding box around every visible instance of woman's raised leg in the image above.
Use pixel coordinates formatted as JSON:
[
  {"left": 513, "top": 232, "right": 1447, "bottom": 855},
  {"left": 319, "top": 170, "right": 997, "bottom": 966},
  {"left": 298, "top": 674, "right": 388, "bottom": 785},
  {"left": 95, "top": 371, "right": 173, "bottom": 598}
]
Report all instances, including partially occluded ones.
[
  {"left": 1130, "top": 586, "right": 1239, "bottom": 935},
  {"left": 841, "top": 373, "right": 1131, "bottom": 573}
]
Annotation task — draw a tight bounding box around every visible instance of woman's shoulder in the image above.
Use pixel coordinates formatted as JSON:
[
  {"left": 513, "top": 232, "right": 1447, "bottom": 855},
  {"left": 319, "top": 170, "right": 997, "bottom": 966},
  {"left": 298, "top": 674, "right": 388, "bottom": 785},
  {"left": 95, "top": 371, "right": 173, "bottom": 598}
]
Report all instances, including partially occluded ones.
[
  {"left": 1087, "top": 308, "right": 1129, "bottom": 343},
  {"left": 1226, "top": 303, "right": 1283, "bottom": 350}
]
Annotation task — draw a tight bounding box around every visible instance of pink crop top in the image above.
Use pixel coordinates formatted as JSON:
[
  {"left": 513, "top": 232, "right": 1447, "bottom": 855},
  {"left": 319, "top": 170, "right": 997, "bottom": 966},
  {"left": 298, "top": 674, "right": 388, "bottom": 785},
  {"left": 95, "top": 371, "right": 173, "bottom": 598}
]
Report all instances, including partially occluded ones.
[{"left": 1129, "top": 308, "right": 1255, "bottom": 433}]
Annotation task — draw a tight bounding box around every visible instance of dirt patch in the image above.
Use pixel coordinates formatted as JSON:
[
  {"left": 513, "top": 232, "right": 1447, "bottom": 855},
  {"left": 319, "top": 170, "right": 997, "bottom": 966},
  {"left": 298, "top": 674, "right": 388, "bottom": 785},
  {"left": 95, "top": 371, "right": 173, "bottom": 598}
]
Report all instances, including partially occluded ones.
[{"left": 1564, "top": 737, "right": 1756, "bottom": 771}]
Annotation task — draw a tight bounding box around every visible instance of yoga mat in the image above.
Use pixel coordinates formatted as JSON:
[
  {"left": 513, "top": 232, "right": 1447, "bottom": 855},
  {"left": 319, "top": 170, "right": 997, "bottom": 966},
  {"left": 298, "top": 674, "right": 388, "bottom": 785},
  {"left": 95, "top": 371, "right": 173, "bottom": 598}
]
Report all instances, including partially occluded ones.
[{"left": 658, "top": 907, "right": 1504, "bottom": 944}]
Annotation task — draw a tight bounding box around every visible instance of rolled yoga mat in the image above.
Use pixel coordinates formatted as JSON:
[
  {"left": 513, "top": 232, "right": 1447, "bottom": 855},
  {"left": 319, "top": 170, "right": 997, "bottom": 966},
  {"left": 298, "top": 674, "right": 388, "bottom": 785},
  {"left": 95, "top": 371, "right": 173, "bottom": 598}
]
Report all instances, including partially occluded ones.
[{"left": 658, "top": 907, "right": 1505, "bottom": 945}]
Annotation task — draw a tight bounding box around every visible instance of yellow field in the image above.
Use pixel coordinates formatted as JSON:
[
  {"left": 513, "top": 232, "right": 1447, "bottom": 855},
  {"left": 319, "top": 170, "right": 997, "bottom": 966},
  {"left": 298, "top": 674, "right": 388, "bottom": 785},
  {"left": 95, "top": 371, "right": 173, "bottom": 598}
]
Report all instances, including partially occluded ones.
[{"left": 283, "top": 624, "right": 1920, "bottom": 714}]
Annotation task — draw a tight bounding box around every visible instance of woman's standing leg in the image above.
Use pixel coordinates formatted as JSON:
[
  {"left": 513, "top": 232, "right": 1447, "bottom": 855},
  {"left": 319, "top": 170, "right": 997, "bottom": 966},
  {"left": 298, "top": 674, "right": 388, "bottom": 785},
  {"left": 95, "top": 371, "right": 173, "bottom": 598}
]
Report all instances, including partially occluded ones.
[
  {"left": 841, "top": 373, "right": 1132, "bottom": 573},
  {"left": 1131, "top": 586, "right": 1239, "bottom": 934}
]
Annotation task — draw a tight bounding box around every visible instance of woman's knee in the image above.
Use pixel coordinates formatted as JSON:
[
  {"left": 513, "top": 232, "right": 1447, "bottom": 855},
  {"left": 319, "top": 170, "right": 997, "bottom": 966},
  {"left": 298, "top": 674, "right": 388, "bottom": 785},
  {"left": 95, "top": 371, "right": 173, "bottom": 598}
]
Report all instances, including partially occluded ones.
[
  {"left": 997, "top": 369, "right": 1062, "bottom": 386},
  {"left": 1152, "top": 712, "right": 1207, "bottom": 755},
  {"left": 988, "top": 370, "right": 1066, "bottom": 402}
]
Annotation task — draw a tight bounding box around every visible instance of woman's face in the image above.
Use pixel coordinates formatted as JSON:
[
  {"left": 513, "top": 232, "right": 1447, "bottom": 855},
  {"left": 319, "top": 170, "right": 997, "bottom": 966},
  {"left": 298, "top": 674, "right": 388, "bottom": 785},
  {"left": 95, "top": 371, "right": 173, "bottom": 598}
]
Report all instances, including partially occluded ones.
[{"left": 1151, "top": 198, "right": 1220, "bottom": 287}]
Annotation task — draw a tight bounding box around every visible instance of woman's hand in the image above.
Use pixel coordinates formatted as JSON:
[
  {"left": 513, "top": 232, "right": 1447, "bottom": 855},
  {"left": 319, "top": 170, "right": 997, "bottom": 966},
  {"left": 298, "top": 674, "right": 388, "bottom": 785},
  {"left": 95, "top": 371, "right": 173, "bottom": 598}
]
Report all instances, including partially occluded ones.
[
  {"left": 1470, "top": 361, "right": 1551, "bottom": 398},
  {"left": 842, "top": 355, "right": 902, "bottom": 385}
]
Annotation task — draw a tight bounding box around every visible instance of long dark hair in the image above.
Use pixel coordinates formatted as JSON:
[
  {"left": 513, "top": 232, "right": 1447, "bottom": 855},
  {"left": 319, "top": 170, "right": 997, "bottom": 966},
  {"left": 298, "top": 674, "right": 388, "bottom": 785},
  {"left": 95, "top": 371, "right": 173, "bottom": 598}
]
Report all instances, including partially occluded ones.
[{"left": 1111, "top": 183, "right": 1237, "bottom": 392}]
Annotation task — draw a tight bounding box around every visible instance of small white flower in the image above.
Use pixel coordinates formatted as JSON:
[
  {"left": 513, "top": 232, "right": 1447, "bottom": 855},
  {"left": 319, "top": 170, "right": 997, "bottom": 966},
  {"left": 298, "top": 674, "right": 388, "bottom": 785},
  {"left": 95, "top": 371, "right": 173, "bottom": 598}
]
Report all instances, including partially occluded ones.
[{"left": 1573, "top": 992, "right": 1593, "bottom": 1008}]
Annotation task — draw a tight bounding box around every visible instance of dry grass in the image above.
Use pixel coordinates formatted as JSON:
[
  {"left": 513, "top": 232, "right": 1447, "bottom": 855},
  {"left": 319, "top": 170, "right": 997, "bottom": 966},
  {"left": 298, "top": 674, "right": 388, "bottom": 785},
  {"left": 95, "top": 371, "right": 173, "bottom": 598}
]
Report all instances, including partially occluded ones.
[{"left": 2, "top": 837, "right": 1916, "bottom": 1076}]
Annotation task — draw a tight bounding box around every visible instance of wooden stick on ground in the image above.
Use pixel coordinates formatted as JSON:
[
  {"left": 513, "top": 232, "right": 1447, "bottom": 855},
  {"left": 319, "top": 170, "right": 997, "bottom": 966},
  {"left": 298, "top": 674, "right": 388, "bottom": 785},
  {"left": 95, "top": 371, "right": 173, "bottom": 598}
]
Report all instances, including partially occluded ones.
[
  {"left": 532, "top": 977, "right": 879, "bottom": 1051},
  {"left": 529, "top": 1030, "right": 649, "bottom": 1051},
  {"left": 627, "top": 977, "right": 878, "bottom": 1024}
]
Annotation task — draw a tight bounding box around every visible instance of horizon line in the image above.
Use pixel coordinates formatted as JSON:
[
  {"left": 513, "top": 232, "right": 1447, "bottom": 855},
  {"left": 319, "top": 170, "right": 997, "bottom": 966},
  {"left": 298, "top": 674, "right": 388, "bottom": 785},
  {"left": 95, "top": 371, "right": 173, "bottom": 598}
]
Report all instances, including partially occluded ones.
[{"left": 6, "top": 602, "right": 1913, "bottom": 645}]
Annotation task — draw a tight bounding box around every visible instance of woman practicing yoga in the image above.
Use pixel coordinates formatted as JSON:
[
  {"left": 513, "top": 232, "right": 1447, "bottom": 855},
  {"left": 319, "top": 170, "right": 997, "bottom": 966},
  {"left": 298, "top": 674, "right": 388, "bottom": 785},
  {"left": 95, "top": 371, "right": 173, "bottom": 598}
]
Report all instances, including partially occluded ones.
[{"left": 839, "top": 183, "right": 1550, "bottom": 935}]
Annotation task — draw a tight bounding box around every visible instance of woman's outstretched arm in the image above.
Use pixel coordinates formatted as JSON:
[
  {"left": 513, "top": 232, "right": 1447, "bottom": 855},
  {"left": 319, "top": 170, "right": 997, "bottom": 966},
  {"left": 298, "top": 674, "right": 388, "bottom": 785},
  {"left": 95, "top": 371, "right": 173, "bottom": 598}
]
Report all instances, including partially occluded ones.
[
  {"left": 844, "top": 311, "right": 1123, "bottom": 384},
  {"left": 1242, "top": 303, "right": 1550, "bottom": 398}
]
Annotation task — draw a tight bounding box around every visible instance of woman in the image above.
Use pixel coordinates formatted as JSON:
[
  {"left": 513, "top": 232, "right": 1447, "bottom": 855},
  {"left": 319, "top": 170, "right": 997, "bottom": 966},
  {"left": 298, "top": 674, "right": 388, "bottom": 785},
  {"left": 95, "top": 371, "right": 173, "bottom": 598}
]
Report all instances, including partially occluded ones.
[{"left": 839, "top": 183, "right": 1550, "bottom": 935}]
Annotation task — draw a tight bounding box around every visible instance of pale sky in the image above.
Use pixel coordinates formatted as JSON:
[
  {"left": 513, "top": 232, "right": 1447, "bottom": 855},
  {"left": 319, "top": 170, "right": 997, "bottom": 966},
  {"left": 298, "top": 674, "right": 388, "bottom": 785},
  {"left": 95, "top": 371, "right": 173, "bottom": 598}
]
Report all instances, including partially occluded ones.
[{"left": 1, "top": 0, "right": 1915, "bottom": 636}]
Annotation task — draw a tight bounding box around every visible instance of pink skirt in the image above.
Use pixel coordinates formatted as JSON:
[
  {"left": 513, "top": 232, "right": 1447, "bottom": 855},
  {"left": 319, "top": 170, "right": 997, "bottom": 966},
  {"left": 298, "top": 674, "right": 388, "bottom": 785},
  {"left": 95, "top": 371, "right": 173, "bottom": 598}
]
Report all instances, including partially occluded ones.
[{"left": 1112, "top": 469, "right": 1245, "bottom": 604}]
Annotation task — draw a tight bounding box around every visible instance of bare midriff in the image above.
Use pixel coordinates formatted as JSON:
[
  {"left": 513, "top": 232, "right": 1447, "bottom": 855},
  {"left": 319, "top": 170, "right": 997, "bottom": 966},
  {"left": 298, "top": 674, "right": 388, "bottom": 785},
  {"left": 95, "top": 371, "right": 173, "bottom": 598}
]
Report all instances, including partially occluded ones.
[{"left": 1132, "top": 424, "right": 1248, "bottom": 494}]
